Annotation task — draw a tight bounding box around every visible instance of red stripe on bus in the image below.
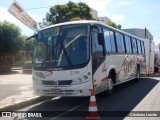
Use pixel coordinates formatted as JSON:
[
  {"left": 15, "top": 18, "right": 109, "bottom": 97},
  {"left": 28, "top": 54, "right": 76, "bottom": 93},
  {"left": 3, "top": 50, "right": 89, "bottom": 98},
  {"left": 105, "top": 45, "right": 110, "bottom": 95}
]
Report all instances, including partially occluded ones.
[{"left": 101, "top": 76, "right": 108, "bottom": 82}]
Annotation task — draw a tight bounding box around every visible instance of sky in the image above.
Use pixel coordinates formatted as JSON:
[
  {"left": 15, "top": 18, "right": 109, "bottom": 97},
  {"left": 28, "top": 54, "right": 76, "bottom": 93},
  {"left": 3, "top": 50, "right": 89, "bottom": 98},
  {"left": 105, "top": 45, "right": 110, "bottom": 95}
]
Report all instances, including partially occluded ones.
[{"left": 0, "top": 0, "right": 160, "bottom": 45}]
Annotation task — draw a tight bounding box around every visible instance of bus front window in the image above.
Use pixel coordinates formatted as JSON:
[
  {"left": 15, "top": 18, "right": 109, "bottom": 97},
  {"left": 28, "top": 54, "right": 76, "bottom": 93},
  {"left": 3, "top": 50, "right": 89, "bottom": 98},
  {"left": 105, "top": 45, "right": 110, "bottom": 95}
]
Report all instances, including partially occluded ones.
[{"left": 33, "top": 24, "right": 90, "bottom": 70}]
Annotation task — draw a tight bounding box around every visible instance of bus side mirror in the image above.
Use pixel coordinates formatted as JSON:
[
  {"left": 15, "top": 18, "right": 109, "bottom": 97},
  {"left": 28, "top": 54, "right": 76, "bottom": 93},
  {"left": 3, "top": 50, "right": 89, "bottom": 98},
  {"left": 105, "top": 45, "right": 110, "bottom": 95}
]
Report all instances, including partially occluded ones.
[{"left": 98, "top": 33, "right": 104, "bottom": 45}]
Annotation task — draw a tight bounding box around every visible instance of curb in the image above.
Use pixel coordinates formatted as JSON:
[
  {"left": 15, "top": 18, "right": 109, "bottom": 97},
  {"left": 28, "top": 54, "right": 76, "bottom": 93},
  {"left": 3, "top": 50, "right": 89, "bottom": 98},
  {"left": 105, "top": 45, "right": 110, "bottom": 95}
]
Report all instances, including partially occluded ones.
[
  {"left": 141, "top": 75, "right": 160, "bottom": 77},
  {"left": 23, "top": 69, "right": 32, "bottom": 74},
  {"left": 11, "top": 67, "right": 23, "bottom": 70},
  {"left": 0, "top": 96, "right": 52, "bottom": 111}
]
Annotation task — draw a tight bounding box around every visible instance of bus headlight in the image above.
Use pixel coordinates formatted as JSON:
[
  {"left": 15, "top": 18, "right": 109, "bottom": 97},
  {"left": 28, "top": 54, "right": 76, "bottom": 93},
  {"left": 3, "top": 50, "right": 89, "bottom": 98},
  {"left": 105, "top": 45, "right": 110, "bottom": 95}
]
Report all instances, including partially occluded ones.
[
  {"left": 83, "top": 75, "right": 88, "bottom": 80},
  {"left": 78, "top": 78, "right": 82, "bottom": 82},
  {"left": 72, "top": 74, "right": 90, "bottom": 85}
]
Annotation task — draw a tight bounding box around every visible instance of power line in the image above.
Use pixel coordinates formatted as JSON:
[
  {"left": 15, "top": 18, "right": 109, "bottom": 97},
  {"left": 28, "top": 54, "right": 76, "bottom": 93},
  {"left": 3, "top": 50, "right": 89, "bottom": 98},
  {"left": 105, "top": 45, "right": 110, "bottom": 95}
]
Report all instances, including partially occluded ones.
[
  {"left": 0, "top": 5, "right": 53, "bottom": 13},
  {"left": 25, "top": 6, "right": 52, "bottom": 10},
  {"left": 1, "top": 4, "right": 160, "bottom": 39}
]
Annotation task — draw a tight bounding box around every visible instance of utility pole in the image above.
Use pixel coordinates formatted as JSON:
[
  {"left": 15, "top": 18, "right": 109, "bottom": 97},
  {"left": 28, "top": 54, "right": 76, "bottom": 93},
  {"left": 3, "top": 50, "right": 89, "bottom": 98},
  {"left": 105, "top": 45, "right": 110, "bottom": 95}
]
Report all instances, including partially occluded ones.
[{"left": 145, "top": 27, "right": 147, "bottom": 38}]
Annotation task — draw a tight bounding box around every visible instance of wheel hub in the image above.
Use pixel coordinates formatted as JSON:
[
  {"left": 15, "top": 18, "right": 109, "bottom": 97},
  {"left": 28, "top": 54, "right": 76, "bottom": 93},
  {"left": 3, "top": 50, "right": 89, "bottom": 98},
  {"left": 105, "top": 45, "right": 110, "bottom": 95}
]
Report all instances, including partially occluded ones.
[{"left": 107, "top": 78, "right": 113, "bottom": 90}]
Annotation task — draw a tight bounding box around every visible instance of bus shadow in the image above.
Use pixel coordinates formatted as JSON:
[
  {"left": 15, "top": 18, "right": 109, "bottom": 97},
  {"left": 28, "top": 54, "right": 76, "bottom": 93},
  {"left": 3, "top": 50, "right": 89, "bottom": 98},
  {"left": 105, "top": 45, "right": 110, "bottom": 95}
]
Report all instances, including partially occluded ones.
[
  {"left": 97, "top": 78, "right": 159, "bottom": 119},
  {"left": 24, "top": 97, "right": 89, "bottom": 120}
]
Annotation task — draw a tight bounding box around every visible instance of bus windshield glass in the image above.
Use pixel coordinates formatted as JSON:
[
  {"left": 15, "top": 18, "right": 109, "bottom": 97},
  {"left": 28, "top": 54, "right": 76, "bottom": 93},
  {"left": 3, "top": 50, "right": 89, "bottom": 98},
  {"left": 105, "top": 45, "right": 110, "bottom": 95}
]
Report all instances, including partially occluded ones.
[{"left": 33, "top": 24, "right": 89, "bottom": 70}]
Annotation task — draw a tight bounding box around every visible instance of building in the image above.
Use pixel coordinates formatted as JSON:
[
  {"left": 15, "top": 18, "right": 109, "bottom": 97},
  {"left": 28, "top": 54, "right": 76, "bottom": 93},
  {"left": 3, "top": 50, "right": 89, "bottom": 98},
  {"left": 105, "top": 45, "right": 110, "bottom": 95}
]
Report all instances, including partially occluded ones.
[
  {"left": 97, "top": 17, "right": 111, "bottom": 24},
  {"left": 90, "top": 8, "right": 98, "bottom": 19},
  {"left": 123, "top": 28, "right": 155, "bottom": 74},
  {"left": 90, "top": 8, "right": 110, "bottom": 24},
  {"left": 155, "top": 44, "right": 160, "bottom": 68},
  {"left": 123, "top": 28, "right": 153, "bottom": 40}
]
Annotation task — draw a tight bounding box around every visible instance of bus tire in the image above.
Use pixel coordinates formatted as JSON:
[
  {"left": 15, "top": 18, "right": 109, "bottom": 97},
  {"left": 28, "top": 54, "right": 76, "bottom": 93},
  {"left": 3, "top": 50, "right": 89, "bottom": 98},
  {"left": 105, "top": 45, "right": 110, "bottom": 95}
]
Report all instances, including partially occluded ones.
[
  {"left": 135, "top": 66, "right": 140, "bottom": 82},
  {"left": 106, "top": 73, "right": 114, "bottom": 96}
]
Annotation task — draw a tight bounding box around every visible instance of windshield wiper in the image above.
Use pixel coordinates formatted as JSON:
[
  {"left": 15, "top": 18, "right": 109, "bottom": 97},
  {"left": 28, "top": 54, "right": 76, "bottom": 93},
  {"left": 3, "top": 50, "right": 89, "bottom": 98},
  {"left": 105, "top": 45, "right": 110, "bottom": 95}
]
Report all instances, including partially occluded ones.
[{"left": 61, "top": 44, "right": 73, "bottom": 66}]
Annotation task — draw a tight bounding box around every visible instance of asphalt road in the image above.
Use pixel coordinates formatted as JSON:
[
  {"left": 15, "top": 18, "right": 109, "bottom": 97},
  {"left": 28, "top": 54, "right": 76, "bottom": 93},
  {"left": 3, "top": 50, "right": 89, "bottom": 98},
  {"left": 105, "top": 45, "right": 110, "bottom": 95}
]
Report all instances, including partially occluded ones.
[{"left": 1, "top": 77, "right": 160, "bottom": 120}]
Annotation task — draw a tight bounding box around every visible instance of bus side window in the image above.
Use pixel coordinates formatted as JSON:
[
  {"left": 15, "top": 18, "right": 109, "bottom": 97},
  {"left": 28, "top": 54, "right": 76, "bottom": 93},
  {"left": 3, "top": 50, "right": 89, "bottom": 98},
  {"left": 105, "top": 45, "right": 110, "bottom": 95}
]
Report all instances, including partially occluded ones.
[
  {"left": 91, "top": 28, "right": 105, "bottom": 71},
  {"left": 120, "top": 34, "right": 125, "bottom": 52},
  {"left": 131, "top": 38, "right": 138, "bottom": 54},
  {"left": 110, "top": 31, "right": 116, "bottom": 52},
  {"left": 125, "top": 35, "right": 132, "bottom": 53},
  {"left": 103, "top": 28, "right": 116, "bottom": 53},
  {"left": 141, "top": 41, "right": 145, "bottom": 54},
  {"left": 137, "top": 39, "right": 142, "bottom": 54},
  {"left": 103, "top": 28, "right": 111, "bottom": 52},
  {"left": 115, "top": 32, "right": 125, "bottom": 53}
]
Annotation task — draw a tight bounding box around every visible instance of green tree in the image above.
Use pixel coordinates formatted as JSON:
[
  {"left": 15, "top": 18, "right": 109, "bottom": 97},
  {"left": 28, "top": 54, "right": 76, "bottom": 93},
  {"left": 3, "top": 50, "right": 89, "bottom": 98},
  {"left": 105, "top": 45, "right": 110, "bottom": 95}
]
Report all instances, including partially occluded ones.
[
  {"left": 107, "top": 20, "right": 122, "bottom": 29},
  {"left": 41, "top": 1, "right": 93, "bottom": 27},
  {"left": 0, "top": 21, "right": 27, "bottom": 65},
  {"left": 117, "top": 24, "right": 122, "bottom": 29},
  {"left": 0, "top": 21, "right": 23, "bottom": 55},
  {"left": 70, "top": 16, "right": 81, "bottom": 21}
]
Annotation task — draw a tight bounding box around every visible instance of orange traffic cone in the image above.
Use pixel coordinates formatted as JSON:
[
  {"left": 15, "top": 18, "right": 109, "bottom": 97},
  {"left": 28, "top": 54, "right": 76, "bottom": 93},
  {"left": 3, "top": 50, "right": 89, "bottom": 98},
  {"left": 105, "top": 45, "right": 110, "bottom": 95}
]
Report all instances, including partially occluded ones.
[
  {"left": 86, "top": 89, "right": 100, "bottom": 120},
  {"left": 143, "top": 70, "right": 147, "bottom": 76},
  {"left": 150, "top": 67, "right": 153, "bottom": 76}
]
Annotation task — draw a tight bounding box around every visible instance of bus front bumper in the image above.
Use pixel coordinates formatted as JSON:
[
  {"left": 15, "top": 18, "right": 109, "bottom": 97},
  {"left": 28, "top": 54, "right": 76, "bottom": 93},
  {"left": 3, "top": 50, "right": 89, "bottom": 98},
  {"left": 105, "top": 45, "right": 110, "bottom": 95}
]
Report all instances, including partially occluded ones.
[{"left": 33, "top": 87, "right": 91, "bottom": 97}]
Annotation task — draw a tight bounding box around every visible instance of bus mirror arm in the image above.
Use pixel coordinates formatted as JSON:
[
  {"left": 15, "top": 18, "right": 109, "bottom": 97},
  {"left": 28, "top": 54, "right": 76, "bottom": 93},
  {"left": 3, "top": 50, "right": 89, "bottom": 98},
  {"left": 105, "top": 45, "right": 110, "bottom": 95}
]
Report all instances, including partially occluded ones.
[
  {"left": 26, "top": 34, "right": 37, "bottom": 43},
  {"left": 25, "top": 34, "right": 37, "bottom": 52},
  {"left": 98, "top": 33, "right": 104, "bottom": 45}
]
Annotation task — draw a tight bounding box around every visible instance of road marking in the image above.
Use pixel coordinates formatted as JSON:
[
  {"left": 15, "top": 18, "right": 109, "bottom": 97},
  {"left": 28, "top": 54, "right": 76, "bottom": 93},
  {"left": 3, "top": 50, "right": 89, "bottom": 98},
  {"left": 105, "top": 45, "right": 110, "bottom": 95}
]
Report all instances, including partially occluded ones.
[
  {"left": 51, "top": 97, "right": 61, "bottom": 101},
  {"left": 49, "top": 100, "right": 88, "bottom": 120}
]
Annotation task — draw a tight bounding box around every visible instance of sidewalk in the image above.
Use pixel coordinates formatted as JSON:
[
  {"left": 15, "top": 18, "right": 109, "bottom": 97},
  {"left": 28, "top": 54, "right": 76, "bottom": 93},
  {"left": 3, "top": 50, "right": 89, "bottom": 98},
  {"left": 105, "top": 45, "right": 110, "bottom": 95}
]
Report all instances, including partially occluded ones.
[
  {"left": 0, "top": 69, "right": 37, "bottom": 109},
  {"left": 124, "top": 77, "right": 160, "bottom": 120}
]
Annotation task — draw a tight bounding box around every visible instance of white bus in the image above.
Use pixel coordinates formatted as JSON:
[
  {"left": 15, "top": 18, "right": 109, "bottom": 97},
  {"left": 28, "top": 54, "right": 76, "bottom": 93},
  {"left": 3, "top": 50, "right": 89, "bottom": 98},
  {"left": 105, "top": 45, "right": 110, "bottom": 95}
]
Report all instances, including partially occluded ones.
[{"left": 28, "top": 20, "right": 146, "bottom": 96}]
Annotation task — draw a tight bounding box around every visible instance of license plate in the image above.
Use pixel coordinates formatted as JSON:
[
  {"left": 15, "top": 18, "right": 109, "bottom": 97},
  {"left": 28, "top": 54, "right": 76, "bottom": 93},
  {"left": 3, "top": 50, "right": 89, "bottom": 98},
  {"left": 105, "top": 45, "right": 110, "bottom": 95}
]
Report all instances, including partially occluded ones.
[{"left": 51, "top": 88, "right": 61, "bottom": 93}]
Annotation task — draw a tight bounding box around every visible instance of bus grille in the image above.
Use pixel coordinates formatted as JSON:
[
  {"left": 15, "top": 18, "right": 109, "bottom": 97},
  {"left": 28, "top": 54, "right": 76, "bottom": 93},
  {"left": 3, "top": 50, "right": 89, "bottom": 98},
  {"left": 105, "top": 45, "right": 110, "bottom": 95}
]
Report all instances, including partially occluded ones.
[
  {"left": 58, "top": 80, "right": 72, "bottom": 85},
  {"left": 42, "top": 80, "right": 57, "bottom": 85},
  {"left": 42, "top": 80, "right": 72, "bottom": 86}
]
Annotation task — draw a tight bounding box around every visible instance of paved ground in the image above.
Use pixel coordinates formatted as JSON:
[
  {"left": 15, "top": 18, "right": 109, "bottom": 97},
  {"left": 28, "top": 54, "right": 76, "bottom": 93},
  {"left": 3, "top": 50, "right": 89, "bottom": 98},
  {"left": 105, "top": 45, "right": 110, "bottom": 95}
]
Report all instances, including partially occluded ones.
[
  {"left": 0, "top": 69, "right": 160, "bottom": 120},
  {"left": 0, "top": 77, "right": 157, "bottom": 120},
  {"left": 0, "top": 69, "right": 36, "bottom": 108},
  {"left": 124, "top": 77, "right": 160, "bottom": 120}
]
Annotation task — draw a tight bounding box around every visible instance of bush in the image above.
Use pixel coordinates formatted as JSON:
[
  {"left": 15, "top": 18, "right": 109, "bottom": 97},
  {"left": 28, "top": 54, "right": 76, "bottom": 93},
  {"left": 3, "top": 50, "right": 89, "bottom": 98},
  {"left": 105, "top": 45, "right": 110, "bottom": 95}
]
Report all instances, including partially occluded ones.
[
  {"left": 23, "top": 61, "right": 32, "bottom": 69},
  {"left": 15, "top": 61, "right": 24, "bottom": 67}
]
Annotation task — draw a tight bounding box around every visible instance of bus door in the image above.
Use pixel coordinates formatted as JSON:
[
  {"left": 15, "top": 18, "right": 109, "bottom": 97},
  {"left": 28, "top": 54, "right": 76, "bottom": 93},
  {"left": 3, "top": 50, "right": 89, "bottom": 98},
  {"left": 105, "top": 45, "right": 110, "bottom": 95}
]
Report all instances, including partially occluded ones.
[{"left": 91, "top": 25, "right": 106, "bottom": 93}]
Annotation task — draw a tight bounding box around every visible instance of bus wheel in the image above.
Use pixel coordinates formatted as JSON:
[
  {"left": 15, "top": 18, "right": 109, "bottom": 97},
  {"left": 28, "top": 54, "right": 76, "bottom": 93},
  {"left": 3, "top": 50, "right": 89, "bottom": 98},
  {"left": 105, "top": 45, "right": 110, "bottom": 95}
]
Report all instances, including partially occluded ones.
[
  {"left": 106, "top": 74, "right": 114, "bottom": 95},
  {"left": 135, "top": 67, "right": 140, "bottom": 82}
]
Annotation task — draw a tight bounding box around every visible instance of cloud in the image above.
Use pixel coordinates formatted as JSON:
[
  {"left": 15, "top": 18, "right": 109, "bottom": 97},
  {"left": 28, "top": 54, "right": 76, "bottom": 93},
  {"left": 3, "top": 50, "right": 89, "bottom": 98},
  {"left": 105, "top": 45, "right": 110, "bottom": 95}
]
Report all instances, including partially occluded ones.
[
  {"left": 81, "top": 0, "right": 112, "bottom": 16},
  {"left": 118, "top": 0, "right": 129, "bottom": 5},
  {"left": 30, "top": 14, "right": 43, "bottom": 23},
  {"left": 0, "top": 7, "right": 19, "bottom": 24},
  {"left": 111, "top": 15, "right": 125, "bottom": 21},
  {"left": 0, "top": 7, "right": 42, "bottom": 23},
  {"left": 0, "top": 7, "right": 43, "bottom": 36}
]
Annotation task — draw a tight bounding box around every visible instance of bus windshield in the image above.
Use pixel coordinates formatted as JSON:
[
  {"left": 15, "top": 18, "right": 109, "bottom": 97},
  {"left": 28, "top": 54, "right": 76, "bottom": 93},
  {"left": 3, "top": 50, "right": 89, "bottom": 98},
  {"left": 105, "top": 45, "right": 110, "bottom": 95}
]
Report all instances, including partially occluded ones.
[{"left": 33, "top": 24, "right": 90, "bottom": 70}]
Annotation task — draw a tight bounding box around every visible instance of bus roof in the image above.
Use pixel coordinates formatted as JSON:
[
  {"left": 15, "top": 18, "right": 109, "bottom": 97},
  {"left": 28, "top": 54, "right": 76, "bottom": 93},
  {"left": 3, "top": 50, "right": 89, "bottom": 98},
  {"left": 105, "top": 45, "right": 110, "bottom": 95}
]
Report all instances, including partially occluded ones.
[{"left": 41, "top": 20, "right": 143, "bottom": 41}]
